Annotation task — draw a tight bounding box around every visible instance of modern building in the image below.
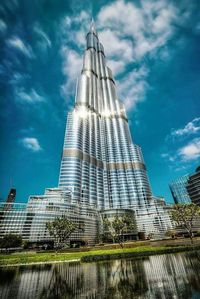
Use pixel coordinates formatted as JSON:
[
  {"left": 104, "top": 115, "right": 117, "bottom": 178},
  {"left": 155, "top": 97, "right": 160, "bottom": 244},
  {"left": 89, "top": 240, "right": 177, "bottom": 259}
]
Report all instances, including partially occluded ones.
[
  {"left": 169, "top": 166, "right": 200, "bottom": 206},
  {"left": 168, "top": 167, "right": 200, "bottom": 236},
  {"left": 4, "top": 188, "right": 16, "bottom": 210},
  {"left": 101, "top": 208, "right": 138, "bottom": 242},
  {"left": 6, "top": 188, "right": 16, "bottom": 204},
  {"left": 187, "top": 166, "right": 200, "bottom": 206},
  {"left": 169, "top": 175, "right": 191, "bottom": 204},
  {"left": 59, "top": 22, "right": 152, "bottom": 211},
  {"left": 0, "top": 22, "right": 172, "bottom": 244},
  {"left": 0, "top": 188, "right": 100, "bottom": 245},
  {"left": 58, "top": 21, "right": 172, "bottom": 237}
]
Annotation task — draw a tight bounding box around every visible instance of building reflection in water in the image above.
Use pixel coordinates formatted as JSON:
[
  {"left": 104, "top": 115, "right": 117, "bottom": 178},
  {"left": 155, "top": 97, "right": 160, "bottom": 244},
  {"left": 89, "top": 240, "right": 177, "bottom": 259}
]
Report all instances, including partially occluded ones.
[{"left": 0, "top": 252, "right": 200, "bottom": 299}]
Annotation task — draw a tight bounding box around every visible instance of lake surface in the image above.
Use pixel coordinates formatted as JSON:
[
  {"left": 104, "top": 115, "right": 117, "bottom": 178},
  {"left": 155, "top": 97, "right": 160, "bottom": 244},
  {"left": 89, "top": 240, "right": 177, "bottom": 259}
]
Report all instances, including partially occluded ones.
[{"left": 0, "top": 251, "right": 200, "bottom": 299}]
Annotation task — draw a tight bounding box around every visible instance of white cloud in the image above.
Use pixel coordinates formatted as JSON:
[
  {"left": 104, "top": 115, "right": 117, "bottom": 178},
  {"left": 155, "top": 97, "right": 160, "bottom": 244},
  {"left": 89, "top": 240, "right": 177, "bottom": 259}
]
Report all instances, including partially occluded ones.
[
  {"left": 163, "top": 120, "right": 200, "bottom": 165},
  {"left": 97, "top": 0, "right": 144, "bottom": 36},
  {"left": 62, "top": 11, "right": 90, "bottom": 29},
  {"left": 161, "top": 153, "right": 175, "bottom": 162},
  {"left": 59, "top": 12, "right": 90, "bottom": 98},
  {"left": 7, "top": 36, "right": 34, "bottom": 58},
  {"left": 174, "top": 165, "right": 187, "bottom": 172},
  {"left": 61, "top": 48, "right": 82, "bottom": 79},
  {"left": 171, "top": 117, "right": 200, "bottom": 137},
  {"left": 97, "top": 0, "right": 178, "bottom": 60},
  {"left": 98, "top": 29, "right": 133, "bottom": 62},
  {"left": 0, "top": 19, "right": 7, "bottom": 33},
  {"left": 178, "top": 138, "right": 200, "bottom": 161},
  {"left": 60, "top": 47, "right": 82, "bottom": 98},
  {"left": 117, "top": 66, "right": 148, "bottom": 109},
  {"left": 21, "top": 137, "right": 42, "bottom": 152},
  {"left": 34, "top": 24, "right": 51, "bottom": 47},
  {"left": 34, "top": 24, "right": 52, "bottom": 52},
  {"left": 9, "top": 72, "right": 31, "bottom": 85},
  {"left": 107, "top": 59, "right": 126, "bottom": 75},
  {"left": 59, "top": 0, "right": 191, "bottom": 110},
  {"left": 60, "top": 11, "right": 90, "bottom": 47},
  {"left": 96, "top": 0, "right": 191, "bottom": 109},
  {"left": 161, "top": 153, "right": 168, "bottom": 158},
  {"left": 15, "top": 88, "right": 45, "bottom": 104}
]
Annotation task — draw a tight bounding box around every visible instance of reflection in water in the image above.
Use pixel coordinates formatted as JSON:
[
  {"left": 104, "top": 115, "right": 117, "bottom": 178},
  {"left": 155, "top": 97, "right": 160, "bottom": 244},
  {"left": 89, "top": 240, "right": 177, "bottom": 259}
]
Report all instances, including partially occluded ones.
[{"left": 0, "top": 252, "right": 200, "bottom": 299}]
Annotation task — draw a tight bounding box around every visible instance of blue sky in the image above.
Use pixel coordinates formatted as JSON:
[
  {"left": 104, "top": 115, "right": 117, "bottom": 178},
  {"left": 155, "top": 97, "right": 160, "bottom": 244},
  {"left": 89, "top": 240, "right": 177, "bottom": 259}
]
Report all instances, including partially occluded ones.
[{"left": 0, "top": 0, "right": 200, "bottom": 204}]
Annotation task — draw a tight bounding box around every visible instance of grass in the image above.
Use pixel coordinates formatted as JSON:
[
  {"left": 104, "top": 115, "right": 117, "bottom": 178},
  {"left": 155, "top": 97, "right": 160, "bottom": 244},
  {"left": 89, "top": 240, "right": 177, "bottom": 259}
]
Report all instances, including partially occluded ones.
[
  {"left": 1, "top": 244, "right": 200, "bottom": 266},
  {"left": 81, "top": 245, "right": 200, "bottom": 262}
]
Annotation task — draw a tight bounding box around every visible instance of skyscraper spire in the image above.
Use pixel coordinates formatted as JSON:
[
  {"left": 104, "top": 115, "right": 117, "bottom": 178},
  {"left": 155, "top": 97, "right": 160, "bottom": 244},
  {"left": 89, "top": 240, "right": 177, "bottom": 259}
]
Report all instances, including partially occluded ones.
[{"left": 90, "top": 17, "right": 97, "bottom": 35}]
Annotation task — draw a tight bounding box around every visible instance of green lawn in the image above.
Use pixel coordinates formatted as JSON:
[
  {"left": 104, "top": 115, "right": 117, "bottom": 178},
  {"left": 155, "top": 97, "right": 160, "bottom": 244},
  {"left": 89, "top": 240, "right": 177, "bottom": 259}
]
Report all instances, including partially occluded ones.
[{"left": 0, "top": 245, "right": 199, "bottom": 266}]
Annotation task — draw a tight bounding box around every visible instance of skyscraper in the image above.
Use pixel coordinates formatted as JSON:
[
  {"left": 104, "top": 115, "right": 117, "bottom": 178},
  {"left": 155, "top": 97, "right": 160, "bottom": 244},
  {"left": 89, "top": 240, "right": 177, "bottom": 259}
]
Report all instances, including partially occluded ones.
[
  {"left": 4, "top": 188, "right": 16, "bottom": 210},
  {"left": 6, "top": 188, "right": 16, "bottom": 204},
  {"left": 169, "top": 175, "right": 191, "bottom": 204},
  {"left": 0, "top": 22, "right": 172, "bottom": 243},
  {"left": 58, "top": 22, "right": 171, "bottom": 235},
  {"left": 169, "top": 167, "right": 200, "bottom": 205},
  {"left": 59, "top": 22, "right": 152, "bottom": 208},
  {"left": 187, "top": 166, "right": 200, "bottom": 206}
]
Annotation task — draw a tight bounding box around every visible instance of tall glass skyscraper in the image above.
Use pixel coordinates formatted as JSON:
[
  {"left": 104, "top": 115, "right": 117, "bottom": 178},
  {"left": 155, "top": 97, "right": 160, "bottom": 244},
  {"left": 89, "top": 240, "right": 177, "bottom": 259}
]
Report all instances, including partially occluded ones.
[
  {"left": 59, "top": 22, "right": 152, "bottom": 210},
  {"left": 169, "top": 175, "right": 191, "bottom": 204},
  {"left": 187, "top": 166, "right": 200, "bottom": 206},
  {"left": 0, "top": 22, "right": 172, "bottom": 243}
]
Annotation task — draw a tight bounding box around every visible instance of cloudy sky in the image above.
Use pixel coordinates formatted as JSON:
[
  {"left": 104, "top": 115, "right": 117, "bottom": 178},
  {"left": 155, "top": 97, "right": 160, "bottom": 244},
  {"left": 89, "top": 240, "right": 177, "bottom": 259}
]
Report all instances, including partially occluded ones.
[{"left": 0, "top": 0, "right": 200, "bottom": 203}]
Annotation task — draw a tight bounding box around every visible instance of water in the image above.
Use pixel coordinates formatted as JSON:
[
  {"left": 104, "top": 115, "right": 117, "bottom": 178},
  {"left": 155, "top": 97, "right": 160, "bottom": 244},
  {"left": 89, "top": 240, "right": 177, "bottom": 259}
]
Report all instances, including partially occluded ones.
[{"left": 0, "top": 251, "right": 200, "bottom": 299}]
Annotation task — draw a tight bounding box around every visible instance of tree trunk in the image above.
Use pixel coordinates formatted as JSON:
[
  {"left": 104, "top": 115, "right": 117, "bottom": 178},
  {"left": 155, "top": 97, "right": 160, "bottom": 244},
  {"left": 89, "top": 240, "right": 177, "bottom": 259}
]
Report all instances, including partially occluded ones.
[
  {"left": 119, "top": 236, "right": 124, "bottom": 249},
  {"left": 119, "top": 241, "right": 124, "bottom": 249},
  {"left": 189, "top": 231, "right": 194, "bottom": 245}
]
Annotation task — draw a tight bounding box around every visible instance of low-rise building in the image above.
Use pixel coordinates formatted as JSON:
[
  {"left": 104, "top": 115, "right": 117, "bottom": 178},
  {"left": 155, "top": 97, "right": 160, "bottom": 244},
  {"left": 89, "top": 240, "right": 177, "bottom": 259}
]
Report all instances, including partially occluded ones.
[{"left": 0, "top": 188, "right": 100, "bottom": 246}]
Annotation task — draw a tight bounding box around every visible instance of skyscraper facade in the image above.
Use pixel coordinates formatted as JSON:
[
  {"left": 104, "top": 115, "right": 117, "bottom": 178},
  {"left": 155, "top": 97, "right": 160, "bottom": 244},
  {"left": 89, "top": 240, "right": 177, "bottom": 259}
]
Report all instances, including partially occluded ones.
[
  {"left": 169, "top": 175, "right": 191, "bottom": 204},
  {"left": 187, "top": 166, "right": 200, "bottom": 206},
  {"left": 59, "top": 23, "right": 152, "bottom": 210}
]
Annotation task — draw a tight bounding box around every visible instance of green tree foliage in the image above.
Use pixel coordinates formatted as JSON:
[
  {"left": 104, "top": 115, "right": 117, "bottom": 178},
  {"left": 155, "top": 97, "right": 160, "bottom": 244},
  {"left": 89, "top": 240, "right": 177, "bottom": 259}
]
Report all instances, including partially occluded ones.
[
  {"left": 112, "top": 216, "right": 125, "bottom": 247},
  {"left": 0, "top": 234, "right": 22, "bottom": 249},
  {"left": 102, "top": 217, "right": 112, "bottom": 242},
  {"left": 102, "top": 212, "right": 137, "bottom": 248},
  {"left": 121, "top": 212, "right": 137, "bottom": 233},
  {"left": 165, "top": 229, "right": 177, "bottom": 239},
  {"left": 171, "top": 203, "right": 200, "bottom": 243},
  {"left": 46, "top": 217, "right": 77, "bottom": 249}
]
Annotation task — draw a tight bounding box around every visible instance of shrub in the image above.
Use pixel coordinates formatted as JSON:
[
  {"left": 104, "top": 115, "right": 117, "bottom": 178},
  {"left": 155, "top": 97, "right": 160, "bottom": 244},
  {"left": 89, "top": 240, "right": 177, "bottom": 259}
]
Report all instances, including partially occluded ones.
[{"left": 0, "top": 234, "right": 22, "bottom": 249}]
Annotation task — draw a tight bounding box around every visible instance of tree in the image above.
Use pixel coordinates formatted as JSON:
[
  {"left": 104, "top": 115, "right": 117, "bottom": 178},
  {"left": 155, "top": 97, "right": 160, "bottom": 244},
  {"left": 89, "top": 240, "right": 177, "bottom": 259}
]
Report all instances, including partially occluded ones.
[
  {"left": 112, "top": 216, "right": 125, "bottom": 248},
  {"left": 171, "top": 203, "right": 200, "bottom": 244},
  {"left": 165, "top": 229, "right": 177, "bottom": 239},
  {"left": 102, "top": 217, "right": 111, "bottom": 242},
  {"left": 121, "top": 212, "right": 137, "bottom": 234},
  {"left": 102, "top": 212, "right": 137, "bottom": 248},
  {"left": 0, "top": 234, "right": 22, "bottom": 249},
  {"left": 46, "top": 216, "right": 77, "bottom": 249}
]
